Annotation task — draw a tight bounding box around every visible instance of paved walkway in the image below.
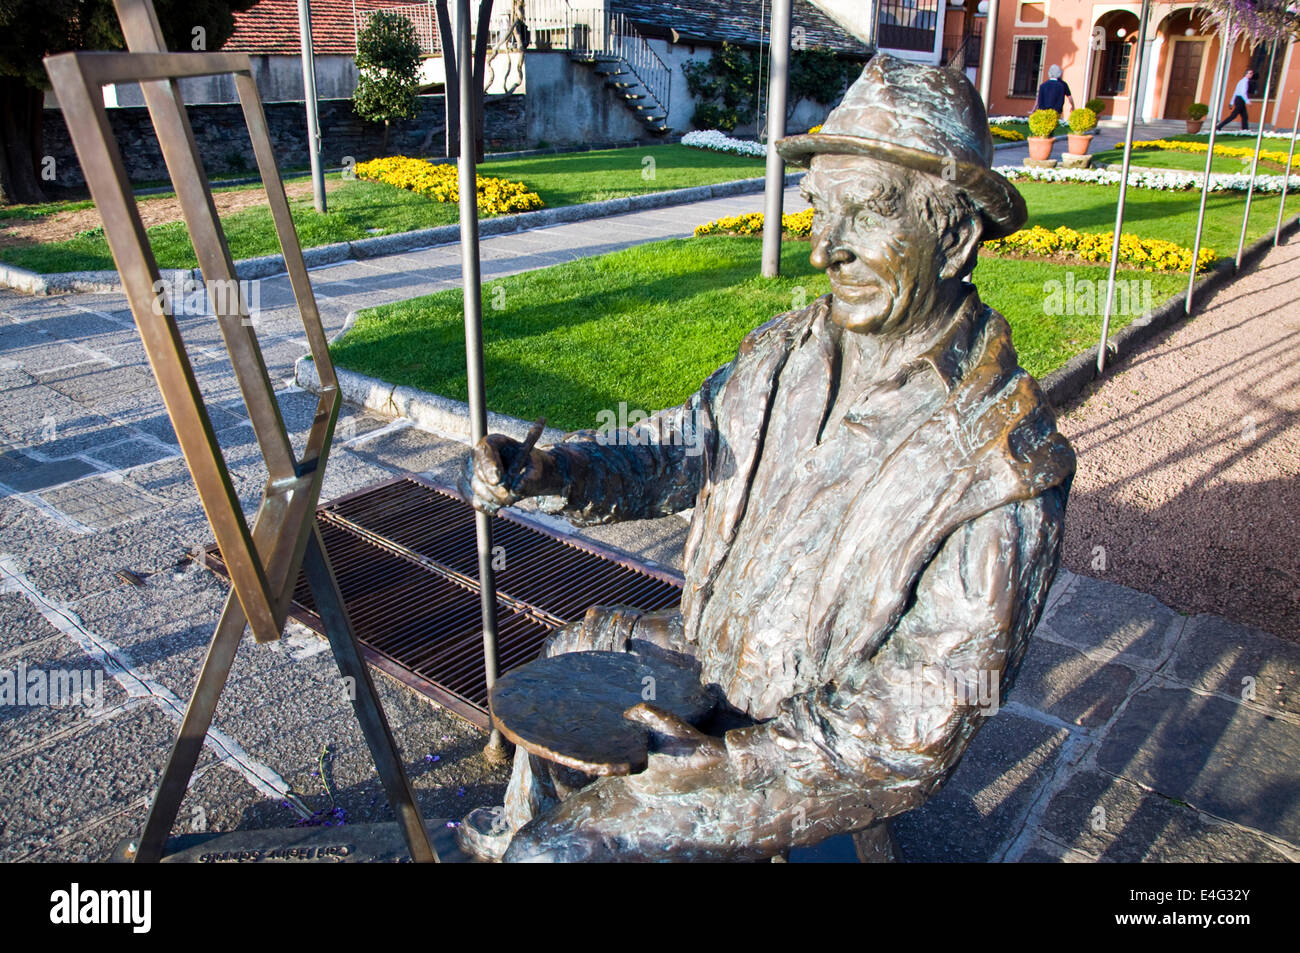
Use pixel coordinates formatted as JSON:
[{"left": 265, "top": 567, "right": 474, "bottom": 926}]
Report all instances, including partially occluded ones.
[{"left": 0, "top": 181, "right": 1296, "bottom": 862}]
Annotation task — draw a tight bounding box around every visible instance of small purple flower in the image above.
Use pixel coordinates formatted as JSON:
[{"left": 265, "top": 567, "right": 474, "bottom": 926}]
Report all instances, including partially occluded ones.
[{"left": 446, "top": 820, "right": 459, "bottom": 828}]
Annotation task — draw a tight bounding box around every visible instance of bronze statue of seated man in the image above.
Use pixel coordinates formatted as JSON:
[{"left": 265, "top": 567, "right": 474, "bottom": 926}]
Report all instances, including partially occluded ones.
[{"left": 459, "top": 54, "right": 1075, "bottom": 862}]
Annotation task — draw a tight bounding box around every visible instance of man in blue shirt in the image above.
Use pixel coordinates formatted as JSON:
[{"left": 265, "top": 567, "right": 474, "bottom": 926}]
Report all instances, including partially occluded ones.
[
  {"left": 1216, "top": 69, "right": 1254, "bottom": 131},
  {"left": 1035, "top": 64, "right": 1074, "bottom": 116}
]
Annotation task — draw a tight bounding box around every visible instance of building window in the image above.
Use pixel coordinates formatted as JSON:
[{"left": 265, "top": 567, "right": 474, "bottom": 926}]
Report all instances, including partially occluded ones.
[
  {"left": 1010, "top": 37, "right": 1045, "bottom": 96},
  {"left": 878, "top": 0, "right": 941, "bottom": 54},
  {"left": 1099, "top": 40, "right": 1132, "bottom": 96},
  {"left": 1249, "top": 39, "right": 1288, "bottom": 97},
  {"left": 1017, "top": 2, "right": 1047, "bottom": 26}
]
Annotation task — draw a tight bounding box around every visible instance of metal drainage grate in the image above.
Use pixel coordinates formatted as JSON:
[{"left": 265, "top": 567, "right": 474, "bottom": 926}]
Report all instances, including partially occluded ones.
[{"left": 205, "top": 477, "right": 683, "bottom": 727}]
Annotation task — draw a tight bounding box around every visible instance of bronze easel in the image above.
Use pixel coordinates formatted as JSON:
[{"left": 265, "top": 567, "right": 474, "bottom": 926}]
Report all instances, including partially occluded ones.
[{"left": 44, "top": 0, "right": 437, "bottom": 862}]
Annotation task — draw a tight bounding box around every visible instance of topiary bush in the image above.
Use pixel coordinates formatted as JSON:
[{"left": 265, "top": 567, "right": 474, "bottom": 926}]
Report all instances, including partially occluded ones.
[
  {"left": 1188, "top": 102, "right": 1209, "bottom": 120},
  {"left": 1085, "top": 97, "right": 1105, "bottom": 114},
  {"left": 1068, "top": 107, "right": 1097, "bottom": 135},
  {"left": 1029, "top": 109, "right": 1059, "bottom": 138},
  {"left": 353, "top": 11, "right": 422, "bottom": 148}
]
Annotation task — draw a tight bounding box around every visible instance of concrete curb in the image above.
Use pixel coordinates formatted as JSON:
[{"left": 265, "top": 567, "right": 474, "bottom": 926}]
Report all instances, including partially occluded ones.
[
  {"left": 2, "top": 172, "right": 803, "bottom": 296},
  {"left": 1041, "top": 214, "right": 1300, "bottom": 408}
]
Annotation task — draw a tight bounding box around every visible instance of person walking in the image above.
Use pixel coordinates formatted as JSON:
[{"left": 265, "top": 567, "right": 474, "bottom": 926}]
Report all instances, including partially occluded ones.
[
  {"left": 1216, "top": 69, "right": 1254, "bottom": 131},
  {"left": 1035, "top": 64, "right": 1075, "bottom": 116}
]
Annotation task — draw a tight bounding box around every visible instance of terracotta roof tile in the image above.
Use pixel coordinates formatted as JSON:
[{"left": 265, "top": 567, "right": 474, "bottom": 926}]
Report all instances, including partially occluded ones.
[{"left": 227, "top": 0, "right": 398, "bottom": 56}]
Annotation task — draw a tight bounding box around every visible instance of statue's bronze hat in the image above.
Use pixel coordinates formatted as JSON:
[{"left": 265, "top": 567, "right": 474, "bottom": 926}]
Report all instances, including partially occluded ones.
[{"left": 778, "top": 54, "right": 1027, "bottom": 239}]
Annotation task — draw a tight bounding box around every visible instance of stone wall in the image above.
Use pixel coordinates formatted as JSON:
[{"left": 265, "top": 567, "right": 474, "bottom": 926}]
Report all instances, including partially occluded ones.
[{"left": 41, "top": 94, "right": 527, "bottom": 189}]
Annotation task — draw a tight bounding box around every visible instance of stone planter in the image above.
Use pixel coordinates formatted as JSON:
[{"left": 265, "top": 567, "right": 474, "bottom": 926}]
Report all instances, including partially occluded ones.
[
  {"left": 1028, "top": 136, "right": 1054, "bottom": 160},
  {"left": 1186, "top": 119, "right": 1205, "bottom": 134},
  {"left": 1067, "top": 133, "right": 1094, "bottom": 156}
]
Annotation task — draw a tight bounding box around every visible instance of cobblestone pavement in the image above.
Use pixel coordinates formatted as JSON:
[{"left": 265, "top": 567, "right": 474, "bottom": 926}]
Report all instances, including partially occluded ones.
[{"left": 1, "top": 185, "right": 1296, "bottom": 863}]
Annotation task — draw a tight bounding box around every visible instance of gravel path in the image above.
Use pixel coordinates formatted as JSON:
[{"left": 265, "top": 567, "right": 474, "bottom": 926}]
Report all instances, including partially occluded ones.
[{"left": 1057, "top": 232, "right": 1300, "bottom": 641}]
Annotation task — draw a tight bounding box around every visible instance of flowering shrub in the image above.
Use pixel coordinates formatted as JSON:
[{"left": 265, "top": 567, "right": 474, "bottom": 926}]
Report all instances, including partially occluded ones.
[
  {"left": 693, "top": 208, "right": 815, "bottom": 237},
  {"left": 1029, "top": 109, "right": 1060, "bottom": 138},
  {"left": 989, "top": 125, "right": 1026, "bottom": 141},
  {"left": 353, "top": 156, "right": 544, "bottom": 214},
  {"left": 681, "top": 129, "right": 767, "bottom": 157},
  {"left": 996, "top": 164, "right": 1300, "bottom": 193},
  {"left": 1131, "top": 138, "right": 1298, "bottom": 172},
  {"left": 983, "top": 225, "right": 1216, "bottom": 272}
]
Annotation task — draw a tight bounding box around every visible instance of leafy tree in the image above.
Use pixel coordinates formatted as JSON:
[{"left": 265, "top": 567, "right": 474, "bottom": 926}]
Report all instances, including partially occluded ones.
[
  {"left": 0, "top": 0, "right": 255, "bottom": 205},
  {"left": 352, "top": 10, "right": 422, "bottom": 151}
]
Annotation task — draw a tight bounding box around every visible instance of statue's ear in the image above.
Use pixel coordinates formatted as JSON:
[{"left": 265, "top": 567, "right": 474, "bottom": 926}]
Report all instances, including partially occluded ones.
[{"left": 939, "top": 213, "right": 982, "bottom": 280}]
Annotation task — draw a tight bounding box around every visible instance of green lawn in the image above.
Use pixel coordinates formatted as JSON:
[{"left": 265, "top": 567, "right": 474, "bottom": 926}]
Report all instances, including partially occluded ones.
[
  {"left": 0, "top": 145, "right": 767, "bottom": 274},
  {"left": 330, "top": 236, "right": 1187, "bottom": 430}
]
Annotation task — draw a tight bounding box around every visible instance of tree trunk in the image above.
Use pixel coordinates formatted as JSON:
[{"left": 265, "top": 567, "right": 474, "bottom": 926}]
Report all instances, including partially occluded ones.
[
  {"left": 472, "top": 0, "right": 495, "bottom": 163},
  {"left": 0, "top": 78, "right": 49, "bottom": 205},
  {"left": 435, "top": 0, "right": 458, "bottom": 158}
]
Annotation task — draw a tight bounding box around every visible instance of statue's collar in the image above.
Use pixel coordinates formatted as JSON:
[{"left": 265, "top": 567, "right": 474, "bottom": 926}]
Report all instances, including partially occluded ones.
[{"left": 910, "top": 286, "right": 984, "bottom": 393}]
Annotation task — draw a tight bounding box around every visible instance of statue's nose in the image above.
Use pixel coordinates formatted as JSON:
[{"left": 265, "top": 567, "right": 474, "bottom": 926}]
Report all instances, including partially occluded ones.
[{"left": 811, "top": 229, "right": 855, "bottom": 270}]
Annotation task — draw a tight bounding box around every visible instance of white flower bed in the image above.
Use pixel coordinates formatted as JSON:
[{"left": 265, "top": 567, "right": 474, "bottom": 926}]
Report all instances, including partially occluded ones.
[
  {"left": 995, "top": 164, "right": 1300, "bottom": 193},
  {"left": 681, "top": 129, "right": 767, "bottom": 157}
]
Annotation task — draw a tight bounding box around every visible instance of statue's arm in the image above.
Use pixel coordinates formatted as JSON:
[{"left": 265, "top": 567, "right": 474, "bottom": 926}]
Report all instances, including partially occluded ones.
[
  {"left": 534, "top": 362, "right": 730, "bottom": 525},
  {"left": 721, "top": 487, "right": 1066, "bottom": 840}
]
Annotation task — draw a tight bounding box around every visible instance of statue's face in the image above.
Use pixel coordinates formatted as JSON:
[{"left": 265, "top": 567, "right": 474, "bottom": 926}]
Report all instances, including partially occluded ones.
[{"left": 803, "top": 154, "right": 956, "bottom": 334}]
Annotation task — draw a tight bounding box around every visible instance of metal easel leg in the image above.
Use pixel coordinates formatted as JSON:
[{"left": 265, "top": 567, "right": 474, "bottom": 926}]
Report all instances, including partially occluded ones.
[
  {"left": 130, "top": 591, "right": 247, "bottom": 863},
  {"left": 301, "top": 524, "right": 439, "bottom": 863}
]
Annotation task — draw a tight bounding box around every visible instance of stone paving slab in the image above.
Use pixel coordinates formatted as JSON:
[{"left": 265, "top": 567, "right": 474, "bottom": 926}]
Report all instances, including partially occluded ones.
[
  {"left": 1037, "top": 769, "right": 1293, "bottom": 862},
  {"left": 1096, "top": 685, "right": 1300, "bottom": 843},
  {"left": 1172, "top": 613, "right": 1299, "bottom": 714},
  {"left": 1038, "top": 574, "right": 1185, "bottom": 668}
]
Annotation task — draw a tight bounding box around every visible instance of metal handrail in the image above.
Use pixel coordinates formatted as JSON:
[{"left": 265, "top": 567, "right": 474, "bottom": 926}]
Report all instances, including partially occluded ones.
[{"left": 566, "top": 7, "right": 671, "bottom": 120}]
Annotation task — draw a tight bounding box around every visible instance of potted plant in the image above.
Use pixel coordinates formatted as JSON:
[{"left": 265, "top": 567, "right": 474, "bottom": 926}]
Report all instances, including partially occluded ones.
[
  {"left": 1067, "top": 107, "right": 1097, "bottom": 154},
  {"left": 1027, "top": 108, "right": 1059, "bottom": 160},
  {"left": 1187, "top": 102, "right": 1209, "bottom": 134}
]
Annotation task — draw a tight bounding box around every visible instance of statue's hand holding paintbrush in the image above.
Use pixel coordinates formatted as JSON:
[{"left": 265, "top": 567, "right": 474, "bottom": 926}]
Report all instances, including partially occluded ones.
[{"left": 465, "top": 418, "right": 560, "bottom": 515}]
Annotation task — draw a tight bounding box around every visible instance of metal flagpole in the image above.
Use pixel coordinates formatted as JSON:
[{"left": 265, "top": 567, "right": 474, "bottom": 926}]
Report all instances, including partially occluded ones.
[
  {"left": 761, "top": 0, "right": 793, "bottom": 278},
  {"left": 1237, "top": 39, "right": 1279, "bottom": 269},
  {"left": 456, "top": 0, "right": 507, "bottom": 761},
  {"left": 978, "top": 0, "right": 1000, "bottom": 106},
  {"left": 298, "top": 0, "right": 327, "bottom": 213},
  {"left": 1096, "top": 0, "right": 1152, "bottom": 375},
  {"left": 1185, "top": 13, "right": 1233, "bottom": 314},
  {"left": 1274, "top": 87, "right": 1300, "bottom": 245}
]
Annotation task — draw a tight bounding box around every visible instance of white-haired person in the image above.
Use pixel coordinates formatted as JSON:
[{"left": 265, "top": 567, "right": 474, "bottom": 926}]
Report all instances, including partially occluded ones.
[{"left": 1034, "top": 64, "right": 1074, "bottom": 117}]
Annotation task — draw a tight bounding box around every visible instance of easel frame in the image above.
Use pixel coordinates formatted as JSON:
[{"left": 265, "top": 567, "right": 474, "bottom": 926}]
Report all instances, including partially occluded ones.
[{"left": 44, "top": 0, "right": 437, "bottom": 862}]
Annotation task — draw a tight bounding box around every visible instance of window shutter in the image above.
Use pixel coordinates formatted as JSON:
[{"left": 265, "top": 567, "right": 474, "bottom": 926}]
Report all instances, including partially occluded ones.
[{"left": 1009, "top": 38, "right": 1021, "bottom": 96}]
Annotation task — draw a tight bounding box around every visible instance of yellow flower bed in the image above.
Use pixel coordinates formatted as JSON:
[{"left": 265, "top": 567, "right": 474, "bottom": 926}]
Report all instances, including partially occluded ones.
[
  {"left": 984, "top": 224, "right": 1216, "bottom": 272},
  {"left": 1132, "top": 138, "right": 1298, "bottom": 171},
  {"left": 989, "top": 125, "right": 1026, "bottom": 142},
  {"left": 694, "top": 214, "right": 1213, "bottom": 273},
  {"left": 354, "top": 156, "right": 545, "bottom": 215},
  {"left": 694, "top": 208, "right": 814, "bottom": 237}
]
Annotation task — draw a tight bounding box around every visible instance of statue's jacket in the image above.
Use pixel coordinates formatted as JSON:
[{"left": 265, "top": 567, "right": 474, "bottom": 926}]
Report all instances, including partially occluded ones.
[{"left": 542, "top": 291, "right": 1075, "bottom": 818}]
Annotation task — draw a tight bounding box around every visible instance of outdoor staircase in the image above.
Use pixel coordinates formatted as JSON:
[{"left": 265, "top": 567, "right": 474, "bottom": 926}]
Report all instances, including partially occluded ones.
[{"left": 567, "top": 11, "right": 672, "bottom": 135}]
